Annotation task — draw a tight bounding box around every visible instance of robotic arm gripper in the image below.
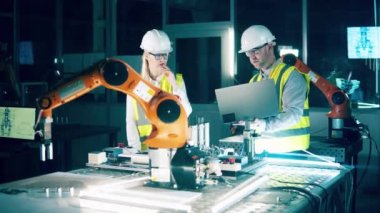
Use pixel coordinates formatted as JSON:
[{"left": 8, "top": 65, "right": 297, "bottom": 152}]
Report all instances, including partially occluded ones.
[{"left": 35, "top": 58, "right": 188, "bottom": 161}]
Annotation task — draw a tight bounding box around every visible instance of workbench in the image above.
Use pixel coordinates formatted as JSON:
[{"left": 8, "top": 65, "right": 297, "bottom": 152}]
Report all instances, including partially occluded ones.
[{"left": 0, "top": 158, "right": 353, "bottom": 213}]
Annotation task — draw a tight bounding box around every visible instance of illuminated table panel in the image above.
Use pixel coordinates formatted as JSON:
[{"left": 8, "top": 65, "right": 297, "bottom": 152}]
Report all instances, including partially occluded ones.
[{"left": 0, "top": 159, "right": 352, "bottom": 213}]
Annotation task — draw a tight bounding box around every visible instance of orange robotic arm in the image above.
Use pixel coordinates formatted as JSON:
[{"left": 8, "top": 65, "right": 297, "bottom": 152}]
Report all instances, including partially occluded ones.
[
  {"left": 35, "top": 58, "right": 188, "bottom": 160},
  {"left": 281, "top": 54, "right": 351, "bottom": 119}
]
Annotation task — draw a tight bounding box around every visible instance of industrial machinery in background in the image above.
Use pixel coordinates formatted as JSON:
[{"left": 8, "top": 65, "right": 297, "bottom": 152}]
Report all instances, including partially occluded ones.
[
  {"left": 34, "top": 57, "right": 214, "bottom": 190},
  {"left": 282, "top": 54, "right": 361, "bottom": 142}
]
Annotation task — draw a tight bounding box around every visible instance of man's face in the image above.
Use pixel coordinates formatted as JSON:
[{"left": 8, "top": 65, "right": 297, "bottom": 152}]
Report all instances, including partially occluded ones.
[{"left": 245, "top": 43, "right": 271, "bottom": 70}]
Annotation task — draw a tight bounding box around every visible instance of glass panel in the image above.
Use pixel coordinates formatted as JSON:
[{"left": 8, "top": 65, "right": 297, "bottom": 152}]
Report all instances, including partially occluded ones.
[
  {"left": 18, "top": 0, "right": 56, "bottom": 83},
  {"left": 0, "top": 0, "right": 16, "bottom": 105},
  {"left": 168, "top": 0, "right": 230, "bottom": 24},
  {"left": 63, "top": 0, "right": 93, "bottom": 53},
  {"left": 0, "top": 0, "right": 13, "bottom": 56},
  {"left": 62, "top": 0, "right": 103, "bottom": 102},
  {"left": 117, "top": 0, "right": 162, "bottom": 55},
  {"left": 176, "top": 37, "right": 221, "bottom": 103},
  {"left": 308, "top": 0, "right": 376, "bottom": 107}
]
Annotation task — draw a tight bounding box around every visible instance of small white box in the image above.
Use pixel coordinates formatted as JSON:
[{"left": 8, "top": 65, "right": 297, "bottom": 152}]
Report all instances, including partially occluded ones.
[
  {"left": 220, "top": 163, "right": 242, "bottom": 172},
  {"left": 131, "top": 153, "right": 149, "bottom": 165},
  {"left": 88, "top": 151, "right": 107, "bottom": 165}
]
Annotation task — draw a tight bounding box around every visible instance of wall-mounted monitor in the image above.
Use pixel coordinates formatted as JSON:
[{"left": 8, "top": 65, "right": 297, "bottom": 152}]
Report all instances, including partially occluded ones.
[
  {"left": 0, "top": 107, "right": 36, "bottom": 140},
  {"left": 347, "top": 26, "right": 380, "bottom": 59}
]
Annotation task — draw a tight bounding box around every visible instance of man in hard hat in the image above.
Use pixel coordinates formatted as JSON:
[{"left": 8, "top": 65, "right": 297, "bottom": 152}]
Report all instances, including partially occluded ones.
[
  {"left": 238, "top": 25, "right": 310, "bottom": 154},
  {"left": 126, "top": 29, "right": 192, "bottom": 153}
]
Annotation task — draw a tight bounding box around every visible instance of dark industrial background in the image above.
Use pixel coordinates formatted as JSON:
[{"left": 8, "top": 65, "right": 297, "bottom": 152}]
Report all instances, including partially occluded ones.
[{"left": 0, "top": 0, "right": 379, "bottom": 212}]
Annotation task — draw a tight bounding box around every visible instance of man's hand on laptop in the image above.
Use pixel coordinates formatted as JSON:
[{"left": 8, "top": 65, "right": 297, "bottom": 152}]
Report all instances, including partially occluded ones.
[
  {"left": 231, "top": 120, "right": 246, "bottom": 126},
  {"left": 231, "top": 119, "right": 266, "bottom": 134},
  {"left": 249, "top": 119, "right": 266, "bottom": 133},
  {"left": 230, "top": 120, "right": 245, "bottom": 135}
]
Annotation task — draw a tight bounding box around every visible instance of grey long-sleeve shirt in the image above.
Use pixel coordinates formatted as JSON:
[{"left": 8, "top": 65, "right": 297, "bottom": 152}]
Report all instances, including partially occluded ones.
[{"left": 260, "top": 60, "right": 307, "bottom": 132}]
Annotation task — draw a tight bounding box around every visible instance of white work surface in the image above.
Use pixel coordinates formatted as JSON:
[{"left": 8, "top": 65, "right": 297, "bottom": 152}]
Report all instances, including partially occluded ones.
[{"left": 0, "top": 159, "right": 353, "bottom": 213}]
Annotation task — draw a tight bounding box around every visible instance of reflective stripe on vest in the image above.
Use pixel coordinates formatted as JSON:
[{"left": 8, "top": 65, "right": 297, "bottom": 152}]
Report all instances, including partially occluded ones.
[
  {"left": 249, "top": 62, "right": 311, "bottom": 153},
  {"left": 133, "top": 73, "right": 184, "bottom": 137}
]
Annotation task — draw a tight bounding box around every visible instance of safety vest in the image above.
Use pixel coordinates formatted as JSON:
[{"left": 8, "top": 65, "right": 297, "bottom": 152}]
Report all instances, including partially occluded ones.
[
  {"left": 132, "top": 73, "right": 184, "bottom": 140},
  {"left": 249, "top": 62, "right": 311, "bottom": 153}
]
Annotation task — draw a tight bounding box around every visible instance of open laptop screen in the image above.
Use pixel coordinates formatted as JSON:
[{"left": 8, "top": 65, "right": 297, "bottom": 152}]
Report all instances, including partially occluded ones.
[
  {"left": 0, "top": 106, "right": 36, "bottom": 140},
  {"left": 215, "top": 79, "right": 279, "bottom": 123}
]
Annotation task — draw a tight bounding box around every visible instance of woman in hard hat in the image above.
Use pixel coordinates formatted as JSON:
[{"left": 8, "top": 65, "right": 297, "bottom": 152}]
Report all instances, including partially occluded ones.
[
  {"left": 238, "top": 25, "right": 310, "bottom": 154},
  {"left": 126, "top": 29, "right": 192, "bottom": 152}
]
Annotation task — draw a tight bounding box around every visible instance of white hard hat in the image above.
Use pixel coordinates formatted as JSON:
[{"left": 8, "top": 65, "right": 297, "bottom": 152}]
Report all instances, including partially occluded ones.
[
  {"left": 238, "top": 25, "right": 276, "bottom": 53},
  {"left": 140, "top": 29, "right": 173, "bottom": 54}
]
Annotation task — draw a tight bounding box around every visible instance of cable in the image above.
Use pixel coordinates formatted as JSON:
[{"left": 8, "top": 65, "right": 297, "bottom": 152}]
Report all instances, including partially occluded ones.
[
  {"left": 300, "top": 149, "right": 354, "bottom": 212},
  {"left": 363, "top": 122, "right": 380, "bottom": 157},
  {"left": 34, "top": 109, "right": 44, "bottom": 130},
  {"left": 345, "top": 168, "right": 354, "bottom": 213},
  {"left": 270, "top": 178, "right": 329, "bottom": 212},
  {"left": 343, "top": 121, "right": 374, "bottom": 212},
  {"left": 356, "top": 123, "right": 380, "bottom": 188},
  {"left": 357, "top": 136, "right": 380, "bottom": 186},
  {"left": 302, "top": 149, "right": 345, "bottom": 169},
  {"left": 259, "top": 186, "right": 320, "bottom": 213},
  {"left": 239, "top": 139, "right": 245, "bottom": 157},
  {"left": 270, "top": 178, "right": 329, "bottom": 198},
  {"left": 241, "top": 173, "right": 329, "bottom": 212},
  {"left": 356, "top": 135, "right": 372, "bottom": 188},
  {"left": 239, "top": 171, "right": 256, "bottom": 176},
  {"left": 311, "top": 127, "right": 328, "bottom": 135},
  {"left": 302, "top": 149, "right": 335, "bottom": 163}
]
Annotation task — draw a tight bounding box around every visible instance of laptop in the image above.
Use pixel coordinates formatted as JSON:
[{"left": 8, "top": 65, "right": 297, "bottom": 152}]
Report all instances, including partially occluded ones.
[{"left": 215, "top": 79, "right": 279, "bottom": 123}]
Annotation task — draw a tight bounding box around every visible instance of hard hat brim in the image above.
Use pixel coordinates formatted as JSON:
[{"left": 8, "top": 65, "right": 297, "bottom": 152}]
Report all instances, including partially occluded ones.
[
  {"left": 238, "top": 41, "right": 276, "bottom": 54},
  {"left": 148, "top": 47, "right": 173, "bottom": 55}
]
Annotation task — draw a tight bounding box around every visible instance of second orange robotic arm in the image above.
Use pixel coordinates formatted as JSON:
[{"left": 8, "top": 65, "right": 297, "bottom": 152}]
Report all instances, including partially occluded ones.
[{"left": 282, "top": 54, "right": 351, "bottom": 119}]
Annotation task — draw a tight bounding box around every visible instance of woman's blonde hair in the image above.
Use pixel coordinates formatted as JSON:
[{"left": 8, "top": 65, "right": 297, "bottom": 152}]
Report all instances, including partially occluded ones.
[{"left": 140, "top": 52, "right": 151, "bottom": 81}]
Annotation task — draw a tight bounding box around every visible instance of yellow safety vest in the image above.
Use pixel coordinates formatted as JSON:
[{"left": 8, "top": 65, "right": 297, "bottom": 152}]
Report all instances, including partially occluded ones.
[
  {"left": 249, "top": 62, "right": 311, "bottom": 153},
  {"left": 132, "top": 73, "right": 184, "bottom": 140}
]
